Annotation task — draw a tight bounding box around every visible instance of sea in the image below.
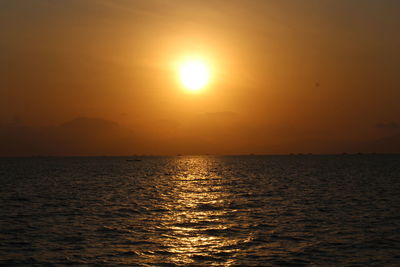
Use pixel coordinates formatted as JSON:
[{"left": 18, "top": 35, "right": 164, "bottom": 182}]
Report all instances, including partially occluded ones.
[{"left": 0, "top": 155, "right": 399, "bottom": 266}]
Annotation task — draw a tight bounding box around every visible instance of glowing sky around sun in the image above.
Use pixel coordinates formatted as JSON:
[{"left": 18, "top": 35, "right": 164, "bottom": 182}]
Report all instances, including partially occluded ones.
[
  {"left": 179, "top": 59, "right": 210, "bottom": 91},
  {"left": 1, "top": 0, "right": 400, "bottom": 155}
]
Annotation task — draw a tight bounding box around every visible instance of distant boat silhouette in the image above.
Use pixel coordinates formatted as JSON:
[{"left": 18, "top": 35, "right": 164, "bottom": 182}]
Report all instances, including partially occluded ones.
[{"left": 126, "top": 159, "right": 142, "bottom": 162}]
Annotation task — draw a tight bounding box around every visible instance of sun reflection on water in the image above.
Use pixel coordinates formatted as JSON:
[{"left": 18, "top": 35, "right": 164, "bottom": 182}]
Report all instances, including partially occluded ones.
[{"left": 156, "top": 156, "right": 239, "bottom": 265}]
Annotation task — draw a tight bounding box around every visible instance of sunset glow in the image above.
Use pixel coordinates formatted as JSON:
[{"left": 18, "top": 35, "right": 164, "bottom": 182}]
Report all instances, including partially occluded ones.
[
  {"left": 179, "top": 60, "right": 210, "bottom": 91},
  {"left": 1, "top": 0, "right": 399, "bottom": 156},
  {"left": 2, "top": 2, "right": 400, "bottom": 266}
]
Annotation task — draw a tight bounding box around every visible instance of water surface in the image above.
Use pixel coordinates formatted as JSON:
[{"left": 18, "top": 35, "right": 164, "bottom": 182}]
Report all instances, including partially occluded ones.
[{"left": 1, "top": 155, "right": 400, "bottom": 265}]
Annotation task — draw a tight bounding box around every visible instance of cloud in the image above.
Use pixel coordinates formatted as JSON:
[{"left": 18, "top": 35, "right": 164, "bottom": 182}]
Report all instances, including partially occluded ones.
[
  {"left": 375, "top": 122, "right": 399, "bottom": 130},
  {"left": 0, "top": 116, "right": 224, "bottom": 156},
  {"left": 0, "top": 117, "right": 138, "bottom": 156},
  {"left": 2, "top": 116, "right": 400, "bottom": 156}
]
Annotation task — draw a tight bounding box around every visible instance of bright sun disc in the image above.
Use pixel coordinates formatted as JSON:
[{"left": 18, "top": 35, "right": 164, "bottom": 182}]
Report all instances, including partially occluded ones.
[{"left": 179, "top": 60, "right": 210, "bottom": 91}]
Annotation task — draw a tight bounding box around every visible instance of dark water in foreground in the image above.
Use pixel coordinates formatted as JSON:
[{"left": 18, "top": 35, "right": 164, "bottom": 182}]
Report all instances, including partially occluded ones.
[{"left": 1, "top": 155, "right": 400, "bottom": 266}]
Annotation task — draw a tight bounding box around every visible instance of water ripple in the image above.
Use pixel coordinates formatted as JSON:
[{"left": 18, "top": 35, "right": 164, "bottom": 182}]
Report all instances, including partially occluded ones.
[{"left": 1, "top": 155, "right": 400, "bottom": 265}]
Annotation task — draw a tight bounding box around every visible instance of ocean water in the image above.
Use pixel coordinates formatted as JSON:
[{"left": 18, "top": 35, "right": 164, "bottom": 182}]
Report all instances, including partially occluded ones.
[{"left": 0, "top": 155, "right": 399, "bottom": 266}]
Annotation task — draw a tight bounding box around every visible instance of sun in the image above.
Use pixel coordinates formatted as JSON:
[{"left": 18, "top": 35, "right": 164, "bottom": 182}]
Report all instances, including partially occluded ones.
[{"left": 179, "top": 59, "right": 210, "bottom": 91}]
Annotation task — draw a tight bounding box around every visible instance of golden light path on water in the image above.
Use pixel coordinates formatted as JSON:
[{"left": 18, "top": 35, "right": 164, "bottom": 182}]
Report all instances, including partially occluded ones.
[
  {"left": 152, "top": 157, "right": 250, "bottom": 265},
  {"left": 3, "top": 156, "right": 399, "bottom": 265}
]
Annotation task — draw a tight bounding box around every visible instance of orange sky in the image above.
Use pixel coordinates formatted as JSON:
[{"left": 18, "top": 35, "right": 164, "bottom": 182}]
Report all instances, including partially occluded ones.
[{"left": 1, "top": 0, "right": 400, "bottom": 155}]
